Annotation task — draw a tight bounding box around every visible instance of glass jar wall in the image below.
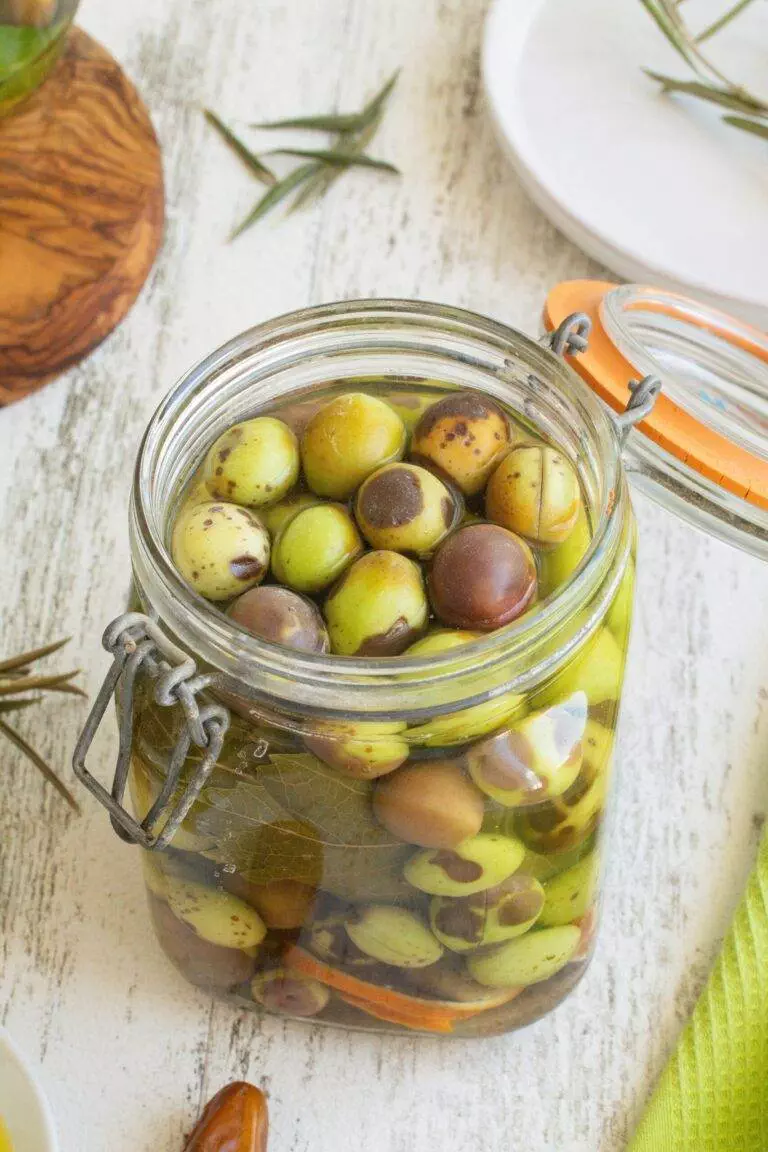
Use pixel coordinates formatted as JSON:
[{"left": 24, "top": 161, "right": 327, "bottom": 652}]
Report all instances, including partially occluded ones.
[{"left": 124, "top": 301, "right": 635, "bottom": 1037}]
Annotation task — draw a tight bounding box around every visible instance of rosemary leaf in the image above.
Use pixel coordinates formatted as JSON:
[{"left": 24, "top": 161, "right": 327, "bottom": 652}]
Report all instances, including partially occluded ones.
[
  {"left": 644, "top": 70, "right": 765, "bottom": 114},
  {"left": 230, "top": 162, "right": 318, "bottom": 239},
  {"left": 723, "top": 114, "right": 768, "bottom": 140},
  {"left": 0, "top": 699, "right": 38, "bottom": 716},
  {"left": 0, "top": 671, "right": 82, "bottom": 696},
  {"left": 253, "top": 70, "right": 400, "bottom": 136},
  {"left": 268, "top": 148, "right": 400, "bottom": 174},
  {"left": 697, "top": 0, "right": 758, "bottom": 42},
  {"left": 204, "top": 110, "right": 277, "bottom": 186},
  {"left": 0, "top": 719, "right": 80, "bottom": 812},
  {"left": 638, "top": 0, "right": 698, "bottom": 68},
  {"left": 0, "top": 636, "right": 70, "bottom": 674},
  {"left": 289, "top": 100, "right": 389, "bottom": 213}
]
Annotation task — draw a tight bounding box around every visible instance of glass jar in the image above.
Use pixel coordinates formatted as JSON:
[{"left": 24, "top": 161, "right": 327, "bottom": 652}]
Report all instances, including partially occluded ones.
[
  {"left": 0, "top": 0, "right": 78, "bottom": 115},
  {"left": 76, "top": 299, "right": 638, "bottom": 1038}
]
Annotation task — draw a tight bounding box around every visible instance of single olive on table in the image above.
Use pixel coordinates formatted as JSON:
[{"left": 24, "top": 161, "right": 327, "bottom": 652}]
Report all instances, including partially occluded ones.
[{"left": 146, "top": 381, "right": 629, "bottom": 1035}]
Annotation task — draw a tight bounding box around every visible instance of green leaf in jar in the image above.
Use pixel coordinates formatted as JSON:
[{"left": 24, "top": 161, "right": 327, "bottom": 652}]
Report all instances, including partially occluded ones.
[{"left": 257, "top": 752, "right": 402, "bottom": 848}]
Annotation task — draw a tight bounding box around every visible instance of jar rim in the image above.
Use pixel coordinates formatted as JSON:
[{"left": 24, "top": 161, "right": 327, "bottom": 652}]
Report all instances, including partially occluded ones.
[{"left": 130, "top": 297, "right": 630, "bottom": 718}]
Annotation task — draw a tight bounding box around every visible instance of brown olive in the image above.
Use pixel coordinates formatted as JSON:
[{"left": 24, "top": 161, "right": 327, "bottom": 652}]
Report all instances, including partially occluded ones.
[
  {"left": 372, "top": 760, "right": 485, "bottom": 848},
  {"left": 251, "top": 968, "right": 330, "bottom": 1017},
  {"left": 430, "top": 873, "right": 545, "bottom": 952},
  {"left": 223, "top": 875, "right": 317, "bottom": 930},
  {"left": 486, "top": 444, "right": 581, "bottom": 545},
  {"left": 428, "top": 524, "right": 537, "bottom": 630},
  {"left": 410, "top": 392, "right": 512, "bottom": 495},
  {"left": 228, "top": 586, "right": 329, "bottom": 653}
]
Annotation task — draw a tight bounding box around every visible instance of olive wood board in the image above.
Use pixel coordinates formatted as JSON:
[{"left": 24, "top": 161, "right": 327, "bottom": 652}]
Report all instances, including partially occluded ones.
[{"left": 0, "top": 26, "right": 164, "bottom": 404}]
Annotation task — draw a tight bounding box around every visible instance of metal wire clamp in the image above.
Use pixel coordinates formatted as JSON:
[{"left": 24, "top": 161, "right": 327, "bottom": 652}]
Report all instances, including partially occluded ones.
[
  {"left": 614, "top": 375, "right": 663, "bottom": 445},
  {"left": 541, "top": 312, "right": 592, "bottom": 358},
  {"left": 72, "top": 612, "right": 230, "bottom": 850}
]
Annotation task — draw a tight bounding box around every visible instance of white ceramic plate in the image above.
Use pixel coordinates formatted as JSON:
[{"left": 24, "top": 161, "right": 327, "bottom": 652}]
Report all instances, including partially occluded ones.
[
  {"left": 482, "top": 0, "right": 768, "bottom": 328},
  {"left": 0, "top": 1031, "right": 58, "bottom": 1152}
]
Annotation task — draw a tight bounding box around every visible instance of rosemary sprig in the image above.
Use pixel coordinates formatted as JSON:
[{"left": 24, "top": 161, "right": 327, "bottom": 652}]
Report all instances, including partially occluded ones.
[
  {"left": 0, "top": 638, "right": 84, "bottom": 811},
  {"left": 640, "top": 0, "right": 768, "bottom": 143},
  {"left": 205, "top": 71, "right": 400, "bottom": 238}
]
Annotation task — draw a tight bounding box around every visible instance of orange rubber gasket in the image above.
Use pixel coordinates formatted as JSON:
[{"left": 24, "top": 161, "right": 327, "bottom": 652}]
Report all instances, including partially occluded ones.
[{"left": 543, "top": 280, "right": 768, "bottom": 510}]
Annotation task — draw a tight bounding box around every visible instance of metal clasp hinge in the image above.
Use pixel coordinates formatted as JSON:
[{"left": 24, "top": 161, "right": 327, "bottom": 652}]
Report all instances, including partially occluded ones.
[
  {"left": 541, "top": 312, "right": 592, "bottom": 359},
  {"left": 72, "top": 612, "right": 230, "bottom": 850},
  {"left": 614, "top": 375, "right": 663, "bottom": 446}
]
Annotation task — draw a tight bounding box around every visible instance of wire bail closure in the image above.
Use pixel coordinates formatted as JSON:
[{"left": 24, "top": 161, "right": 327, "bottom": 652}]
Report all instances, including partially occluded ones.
[
  {"left": 613, "top": 375, "right": 663, "bottom": 446},
  {"left": 72, "top": 612, "right": 230, "bottom": 850}
]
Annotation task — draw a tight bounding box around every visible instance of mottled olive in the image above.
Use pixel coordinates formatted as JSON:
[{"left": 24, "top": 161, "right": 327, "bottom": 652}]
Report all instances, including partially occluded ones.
[
  {"left": 171, "top": 501, "right": 270, "bottom": 601},
  {"left": 166, "top": 878, "right": 267, "bottom": 950},
  {"left": 534, "top": 628, "right": 624, "bottom": 710},
  {"left": 345, "top": 905, "right": 443, "bottom": 968},
  {"left": 251, "top": 968, "right": 330, "bottom": 1016},
  {"left": 537, "top": 502, "right": 592, "bottom": 599},
  {"left": 517, "top": 761, "right": 607, "bottom": 855},
  {"left": 373, "top": 760, "right": 485, "bottom": 848},
  {"left": 324, "top": 550, "right": 428, "bottom": 656},
  {"left": 149, "top": 894, "right": 258, "bottom": 991},
  {"left": 410, "top": 392, "right": 512, "bottom": 496},
  {"left": 301, "top": 392, "right": 406, "bottom": 499},
  {"left": 272, "top": 503, "right": 363, "bottom": 594},
  {"left": 355, "top": 463, "right": 458, "bottom": 554},
  {"left": 223, "top": 876, "right": 317, "bottom": 930},
  {"left": 228, "top": 586, "right": 329, "bottom": 653},
  {"left": 428, "top": 524, "right": 537, "bottom": 631},
  {"left": 260, "top": 490, "right": 320, "bottom": 537},
  {"left": 304, "top": 719, "right": 409, "bottom": 779},
  {"left": 430, "top": 873, "right": 545, "bottom": 952},
  {"left": 404, "top": 833, "right": 526, "bottom": 896},
  {"left": 305, "top": 912, "right": 379, "bottom": 968},
  {"left": 539, "top": 852, "right": 600, "bottom": 927},
  {"left": 486, "top": 444, "right": 581, "bottom": 545},
  {"left": 466, "top": 692, "right": 587, "bottom": 808},
  {"left": 204, "top": 417, "right": 299, "bottom": 507},
  {"left": 467, "top": 925, "right": 581, "bottom": 988}
]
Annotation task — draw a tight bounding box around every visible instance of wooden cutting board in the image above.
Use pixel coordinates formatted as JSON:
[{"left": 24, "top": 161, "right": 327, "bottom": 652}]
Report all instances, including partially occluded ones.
[{"left": 0, "top": 27, "right": 164, "bottom": 404}]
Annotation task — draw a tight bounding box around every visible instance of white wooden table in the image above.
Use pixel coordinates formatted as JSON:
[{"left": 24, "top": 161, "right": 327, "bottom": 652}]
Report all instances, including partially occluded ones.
[{"left": 1, "top": 2, "right": 767, "bottom": 1149}]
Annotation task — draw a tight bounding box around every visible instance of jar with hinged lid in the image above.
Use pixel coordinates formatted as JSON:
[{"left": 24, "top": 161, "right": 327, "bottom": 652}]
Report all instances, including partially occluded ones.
[{"left": 73, "top": 287, "right": 768, "bottom": 1037}]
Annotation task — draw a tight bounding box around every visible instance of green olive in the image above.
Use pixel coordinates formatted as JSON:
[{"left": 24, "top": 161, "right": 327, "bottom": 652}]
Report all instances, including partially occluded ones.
[
  {"left": 403, "top": 630, "right": 525, "bottom": 746},
  {"left": 430, "top": 873, "right": 545, "bottom": 953},
  {"left": 537, "top": 502, "right": 592, "bottom": 599},
  {"left": 301, "top": 392, "right": 406, "bottom": 499},
  {"left": 166, "top": 878, "right": 267, "bottom": 950},
  {"left": 373, "top": 760, "right": 485, "bottom": 848},
  {"left": 539, "top": 852, "right": 600, "bottom": 927},
  {"left": 404, "top": 833, "right": 525, "bottom": 896},
  {"left": 355, "top": 463, "right": 459, "bottom": 555},
  {"left": 171, "top": 501, "right": 270, "bottom": 601},
  {"left": 466, "top": 692, "right": 587, "bottom": 808},
  {"left": 606, "top": 559, "right": 635, "bottom": 643},
  {"left": 345, "top": 905, "right": 443, "bottom": 968},
  {"left": 260, "top": 491, "right": 320, "bottom": 537},
  {"left": 204, "top": 417, "right": 299, "bottom": 507},
  {"left": 251, "top": 968, "right": 330, "bottom": 1016},
  {"left": 272, "top": 502, "right": 363, "bottom": 594},
  {"left": 305, "top": 719, "right": 409, "bottom": 779},
  {"left": 467, "top": 925, "right": 581, "bottom": 987},
  {"left": 324, "top": 550, "right": 429, "bottom": 656},
  {"left": 486, "top": 445, "right": 581, "bottom": 545},
  {"left": 228, "top": 586, "right": 329, "bottom": 652},
  {"left": 534, "top": 628, "right": 624, "bottom": 710},
  {"left": 410, "top": 392, "right": 512, "bottom": 496}
]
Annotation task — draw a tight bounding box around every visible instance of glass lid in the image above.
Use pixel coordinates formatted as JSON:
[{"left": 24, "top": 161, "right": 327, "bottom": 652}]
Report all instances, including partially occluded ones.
[{"left": 544, "top": 280, "right": 768, "bottom": 561}]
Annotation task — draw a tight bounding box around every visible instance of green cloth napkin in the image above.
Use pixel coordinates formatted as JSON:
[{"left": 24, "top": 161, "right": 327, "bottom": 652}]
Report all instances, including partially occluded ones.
[{"left": 630, "top": 829, "right": 768, "bottom": 1151}]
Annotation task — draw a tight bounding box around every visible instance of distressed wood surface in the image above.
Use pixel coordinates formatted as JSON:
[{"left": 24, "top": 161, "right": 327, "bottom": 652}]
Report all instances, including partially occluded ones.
[{"left": 0, "top": 2, "right": 766, "bottom": 1150}]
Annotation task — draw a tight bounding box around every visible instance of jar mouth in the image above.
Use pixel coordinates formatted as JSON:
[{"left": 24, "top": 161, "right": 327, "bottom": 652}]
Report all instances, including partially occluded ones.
[{"left": 131, "top": 298, "right": 629, "bottom": 719}]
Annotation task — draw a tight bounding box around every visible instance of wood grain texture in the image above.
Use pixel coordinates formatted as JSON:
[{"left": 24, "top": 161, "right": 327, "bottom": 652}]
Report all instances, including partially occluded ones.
[
  {"left": 0, "top": 27, "right": 163, "bottom": 403},
  {"left": 0, "top": 1, "right": 766, "bottom": 1150}
]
